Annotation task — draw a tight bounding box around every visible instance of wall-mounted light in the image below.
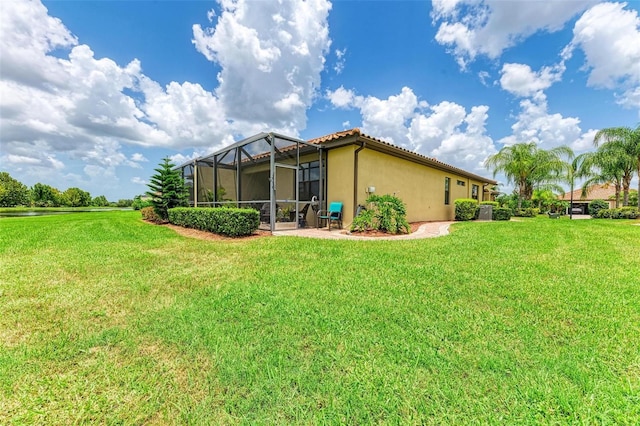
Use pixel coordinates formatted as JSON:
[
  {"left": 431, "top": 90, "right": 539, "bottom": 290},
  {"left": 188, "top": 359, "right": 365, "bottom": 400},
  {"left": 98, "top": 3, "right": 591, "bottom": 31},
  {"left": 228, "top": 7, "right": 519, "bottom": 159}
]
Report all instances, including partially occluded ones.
[{"left": 366, "top": 186, "right": 376, "bottom": 194}]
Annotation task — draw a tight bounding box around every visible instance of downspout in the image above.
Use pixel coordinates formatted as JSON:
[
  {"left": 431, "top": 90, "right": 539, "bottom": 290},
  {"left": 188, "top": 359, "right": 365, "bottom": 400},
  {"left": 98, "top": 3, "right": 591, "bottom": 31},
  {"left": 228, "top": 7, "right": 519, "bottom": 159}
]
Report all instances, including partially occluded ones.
[
  {"left": 353, "top": 140, "right": 366, "bottom": 217},
  {"left": 193, "top": 161, "right": 198, "bottom": 207},
  {"left": 213, "top": 155, "right": 218, "bottom": 206}
]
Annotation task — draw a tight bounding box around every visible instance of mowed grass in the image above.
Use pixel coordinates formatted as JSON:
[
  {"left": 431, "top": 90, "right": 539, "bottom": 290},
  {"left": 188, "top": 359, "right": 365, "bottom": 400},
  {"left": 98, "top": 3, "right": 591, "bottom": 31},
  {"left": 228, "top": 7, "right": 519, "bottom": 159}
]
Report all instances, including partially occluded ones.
[{"left": 0, "top": 211, "right": 639, "bottom": 424}]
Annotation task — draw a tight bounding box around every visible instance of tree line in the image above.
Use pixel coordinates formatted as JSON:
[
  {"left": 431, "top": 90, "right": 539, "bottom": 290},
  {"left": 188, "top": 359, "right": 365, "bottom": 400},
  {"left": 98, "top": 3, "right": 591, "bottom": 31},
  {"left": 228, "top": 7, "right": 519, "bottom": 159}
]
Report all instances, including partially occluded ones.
[
  {"left": 485, "top": 125, "right": 640, "bottom": 210},
  {"left": 0, "top": 172, "right": 135, "bottom": 208}
]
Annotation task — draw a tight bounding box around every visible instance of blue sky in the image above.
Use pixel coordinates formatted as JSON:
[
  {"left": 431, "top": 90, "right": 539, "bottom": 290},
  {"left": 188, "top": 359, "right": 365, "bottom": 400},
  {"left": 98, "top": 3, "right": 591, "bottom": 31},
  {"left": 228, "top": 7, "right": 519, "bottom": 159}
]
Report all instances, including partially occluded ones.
[{"left": 1, "top": 0, "right": 639, "bottom": 201}]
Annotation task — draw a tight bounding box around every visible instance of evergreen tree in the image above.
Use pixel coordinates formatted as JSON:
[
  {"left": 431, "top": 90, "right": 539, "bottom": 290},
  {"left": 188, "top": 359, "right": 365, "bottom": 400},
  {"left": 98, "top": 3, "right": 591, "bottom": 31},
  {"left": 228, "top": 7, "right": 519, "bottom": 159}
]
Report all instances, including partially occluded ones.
[{"left": 145, "top": 158, "right": 188, "bottom": 220}]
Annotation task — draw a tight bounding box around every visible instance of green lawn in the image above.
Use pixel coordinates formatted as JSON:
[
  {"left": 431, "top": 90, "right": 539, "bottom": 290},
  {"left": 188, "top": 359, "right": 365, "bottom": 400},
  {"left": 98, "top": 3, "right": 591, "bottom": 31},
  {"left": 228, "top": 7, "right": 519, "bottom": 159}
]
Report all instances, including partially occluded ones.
[{"left": 1, "top": 211, "right": 639, "bottom": 424}]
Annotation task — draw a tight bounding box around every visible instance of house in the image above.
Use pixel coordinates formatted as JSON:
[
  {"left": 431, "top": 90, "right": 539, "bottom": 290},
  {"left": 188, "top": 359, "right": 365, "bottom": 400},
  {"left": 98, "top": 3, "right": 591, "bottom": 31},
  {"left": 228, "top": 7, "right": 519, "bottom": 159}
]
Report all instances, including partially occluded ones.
[
  {"left": 559, "top": 183, "right": 617, "bottom": 214},
  {"left": 177, "top": 129, "right": 497, "bottom": 231}
]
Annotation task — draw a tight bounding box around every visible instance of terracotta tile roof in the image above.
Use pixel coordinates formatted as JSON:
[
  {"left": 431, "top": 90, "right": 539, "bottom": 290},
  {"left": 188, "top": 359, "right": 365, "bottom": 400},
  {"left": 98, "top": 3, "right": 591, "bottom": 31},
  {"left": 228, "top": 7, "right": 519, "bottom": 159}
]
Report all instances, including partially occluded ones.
[
  {"left": 307, "top": 128, "right": 362, "bottom": 145},
  {"left": 307, "top": 128, "right": 497, "bottom": 184},
  {"left": 560, "top": 183, "right": 617, "bottom": 201}
]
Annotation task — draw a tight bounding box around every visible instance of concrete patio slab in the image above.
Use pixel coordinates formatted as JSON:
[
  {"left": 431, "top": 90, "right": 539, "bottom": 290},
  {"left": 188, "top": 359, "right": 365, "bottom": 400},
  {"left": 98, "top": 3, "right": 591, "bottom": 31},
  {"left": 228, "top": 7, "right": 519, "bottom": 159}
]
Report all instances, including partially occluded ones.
[{"left": 272, "top": 222, "right": 453, "bottom": 240}]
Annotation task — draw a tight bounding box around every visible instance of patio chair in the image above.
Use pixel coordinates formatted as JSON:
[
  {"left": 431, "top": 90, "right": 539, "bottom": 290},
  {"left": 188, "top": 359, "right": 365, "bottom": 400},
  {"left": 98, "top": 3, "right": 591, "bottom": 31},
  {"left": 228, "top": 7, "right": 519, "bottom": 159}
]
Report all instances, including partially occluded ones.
[
  {"left": 298, "top": 203, "right": 311, "bottom": 227},
  {"left": 259, "top": 202, "right": 278, "bottom": 223},
  {"left": 316, "top": 201, "right": 343, "bottom": 230}
]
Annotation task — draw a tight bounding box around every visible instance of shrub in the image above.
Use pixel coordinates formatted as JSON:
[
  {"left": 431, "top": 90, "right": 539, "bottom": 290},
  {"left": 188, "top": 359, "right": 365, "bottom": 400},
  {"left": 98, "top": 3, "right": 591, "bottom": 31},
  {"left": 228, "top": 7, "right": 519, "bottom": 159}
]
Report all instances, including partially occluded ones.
[
  {"left": 549, "top": 200, "right": 569, "bottom": 213},
  {"left": 350, "top": 194, "right": 410, "bottom": 234},
  {"left": 514, "top": 207, "right": 537, "bottom": 217},
  {"left": 588, "top": 199, "right": 609, "bottom": 217},
  {"left": 132, "top": 196, "right": 153, "bottom": 211},
  {"left": 455, "top": 199, "right": 478, "bottom": 221},
  {"left": 513, "top": 207, "right": 541, "bottom": 217},
  {"left": 141, "top": 206, "right": 164, "bottom": 223},
  {"left": 621, "top": 207, "right": 639, "bottom": 219},
  {"left": 492, "top": 207, "right": 512, "bottom": 221},
  {"left": 168, "top": 207, "right": 259, "bottom": 237},
  {"left": 350, "top": 208, "right": 375, "bottom": 232},
  {"left": 596, "top": 207, "right": 639, "bottom": 219},
  {"left": 480, "top": 201, "right": 499, "bottom": 207}
]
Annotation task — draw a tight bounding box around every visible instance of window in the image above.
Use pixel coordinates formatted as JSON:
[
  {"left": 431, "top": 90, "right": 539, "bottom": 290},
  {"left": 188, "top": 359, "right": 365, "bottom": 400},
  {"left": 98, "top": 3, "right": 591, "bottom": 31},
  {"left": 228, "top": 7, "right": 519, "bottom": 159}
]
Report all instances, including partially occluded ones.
[
  {"left": 472, "top": 184, "right": 479, "bottom": 200},
  {"left": 444, "top": 177, "right": 450, "bottom": 205},
  {"left": 457, "top": 180, "right": 465, "bottom": 186},
  {"left": 298, "top": 160, "right": 320, "bottom": 200}
]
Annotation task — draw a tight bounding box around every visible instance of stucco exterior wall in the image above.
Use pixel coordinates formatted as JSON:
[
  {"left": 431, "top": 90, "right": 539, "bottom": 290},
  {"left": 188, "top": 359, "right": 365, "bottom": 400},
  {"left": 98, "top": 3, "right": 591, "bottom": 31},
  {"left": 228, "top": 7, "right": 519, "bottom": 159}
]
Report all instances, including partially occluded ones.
[
  {"left": 326, "top": 145, "right": 355, "bottom": 225},
  {"left": 328, "top": 146, "right": 490, "bottom": 226}
]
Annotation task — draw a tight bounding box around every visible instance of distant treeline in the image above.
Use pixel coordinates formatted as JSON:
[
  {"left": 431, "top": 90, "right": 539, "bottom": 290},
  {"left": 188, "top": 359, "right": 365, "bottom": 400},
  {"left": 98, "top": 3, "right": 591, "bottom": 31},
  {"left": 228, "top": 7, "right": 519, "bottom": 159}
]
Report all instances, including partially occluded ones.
[{"left": 0, "top": 171, "right": 144, "bottom": 208}]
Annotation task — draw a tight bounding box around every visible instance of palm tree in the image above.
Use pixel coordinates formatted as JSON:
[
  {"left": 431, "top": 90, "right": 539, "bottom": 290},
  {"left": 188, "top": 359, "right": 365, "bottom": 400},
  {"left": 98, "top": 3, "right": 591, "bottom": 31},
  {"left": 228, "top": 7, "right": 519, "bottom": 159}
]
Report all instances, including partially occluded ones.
[
  {"left": 594, "top": 125, "right": 640, "bottom": 208},
  {"left": 565, "top": 152, "right": 592, "bottom": 219},
  {"left": 484, "top": 142, "right": 573, "bottom": 209},
  {"left": 580, "top": 149, "right": 626, "bottom": 208}
]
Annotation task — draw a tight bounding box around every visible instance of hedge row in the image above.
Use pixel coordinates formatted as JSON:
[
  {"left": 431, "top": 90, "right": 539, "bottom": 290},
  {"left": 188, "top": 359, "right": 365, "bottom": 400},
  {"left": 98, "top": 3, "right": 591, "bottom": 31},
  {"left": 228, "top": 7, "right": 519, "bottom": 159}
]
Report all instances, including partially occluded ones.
[
  {"left": 594, "top": 207, "right": 639, "bottom": 219},
  {"left": 513, "top": 207, "right": 540, "bottom": 217},
  {"left": 454, "top": 199, "right": 511, "bottom": 221},
  {"left": 168, "top": 207, "right": 259, "bottom": 237},
  {"left": 492, "top": 207, "right": 512, "bottom": 221}
]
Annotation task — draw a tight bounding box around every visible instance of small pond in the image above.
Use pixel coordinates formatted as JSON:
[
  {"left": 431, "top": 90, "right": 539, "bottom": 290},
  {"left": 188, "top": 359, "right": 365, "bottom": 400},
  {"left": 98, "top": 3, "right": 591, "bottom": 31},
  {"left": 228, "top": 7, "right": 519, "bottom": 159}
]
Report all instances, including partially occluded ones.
[{"left": 0, "top": 209, "right": 123, "bottom": 218}]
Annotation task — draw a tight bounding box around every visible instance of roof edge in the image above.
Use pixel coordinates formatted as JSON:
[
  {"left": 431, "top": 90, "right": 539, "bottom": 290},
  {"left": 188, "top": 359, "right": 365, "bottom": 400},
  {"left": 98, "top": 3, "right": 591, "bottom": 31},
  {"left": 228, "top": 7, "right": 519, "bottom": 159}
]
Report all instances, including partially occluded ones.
[{"left": 310, "top": 128, "right": 497, "bottom": 185}]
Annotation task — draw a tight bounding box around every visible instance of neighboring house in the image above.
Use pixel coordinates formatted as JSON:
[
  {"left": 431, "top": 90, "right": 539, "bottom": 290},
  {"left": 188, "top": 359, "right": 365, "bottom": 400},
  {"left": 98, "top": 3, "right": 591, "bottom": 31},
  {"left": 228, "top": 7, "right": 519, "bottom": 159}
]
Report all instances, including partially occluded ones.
[
  {"left": 559, "top": 184, "right": 617, "bottom": 214},
  {"left": 177, "top": 128, "right": 497, "bottom": 231}
]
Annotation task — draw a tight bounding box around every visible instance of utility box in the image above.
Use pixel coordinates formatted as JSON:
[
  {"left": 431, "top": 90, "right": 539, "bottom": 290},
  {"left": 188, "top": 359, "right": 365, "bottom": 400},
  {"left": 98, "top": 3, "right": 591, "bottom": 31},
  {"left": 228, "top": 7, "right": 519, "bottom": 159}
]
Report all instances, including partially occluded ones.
[{"left": 478, "top": 205, "right": 493, "bottom": 221}]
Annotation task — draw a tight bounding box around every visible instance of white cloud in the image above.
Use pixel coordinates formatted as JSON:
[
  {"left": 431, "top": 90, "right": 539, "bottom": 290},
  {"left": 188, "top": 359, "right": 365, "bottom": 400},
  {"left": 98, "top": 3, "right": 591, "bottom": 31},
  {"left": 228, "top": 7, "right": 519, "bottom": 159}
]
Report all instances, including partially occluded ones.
[
  {"left": 617, "top": 87, "right": 640, "bottom": 111},
  {"left": 432, "top": 0, "right": 595, "bottom": 68},
  {"left": 327, "top": 86, "right": 496, "bottom": 174},
  {"left": 498, "top": 92, "right": 586, "bottom": 150},
  {"left": 571, "top": 128, "right": 598, "bottom": 152},
  {"left": 328, "top": 86, "right": 428, "bottom": 147},
  {"left": 565, "top": 2, "right": 640, "bottom": 109},
  {"left": 334, "top": 48, "right": 347, "bottom": 74},
  {"left": 478, "top": 71, "right": 491, "bottom": 86},
  {"left": 431, "top": 0, "right": 465, "bottom": 19},
  {"left": 4, "top": 154, "right": 41, "bottom": 165},
  {"left": 326, "top": 86, "right": 356, "bottom": 109},
  {"left": 131, "top": 177, "right": 147, "bottom": 185},
  {"left": 192, "top": 0, "right": 332, "bottom": 135},
  {"left": 138, "top": 77, "right": 232, "bottom": 147},
  {"left": 169, "top": 151, "right": 206, "bottom": 167},
  {"left": 0, "top": 0, "right": 77, "bottom": 89},
  {"left": 207, "top": 9, "right": 216, "bottom": 23},
  {"left": 84, "top": 164, "right": 115, "bottom": 178},
  {"left": 500, "top": 62, "right": 565, "bottom": 97},
  {"left": 409, "top": 103, "right": 496, "bottom": 172},
  {"left": 0, "top": 0, "right": 334, "bottom": 186},
  {"left": 131, "top": 153, "right": 148, "bottom": 162}
]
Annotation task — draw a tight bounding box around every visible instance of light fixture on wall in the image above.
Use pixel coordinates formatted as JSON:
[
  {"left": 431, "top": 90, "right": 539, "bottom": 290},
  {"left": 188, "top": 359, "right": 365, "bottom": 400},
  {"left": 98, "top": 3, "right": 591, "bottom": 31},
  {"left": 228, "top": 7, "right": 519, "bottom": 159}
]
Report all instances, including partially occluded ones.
[{"left": 366, "top": 186, "right": 375, "bottom": 194}]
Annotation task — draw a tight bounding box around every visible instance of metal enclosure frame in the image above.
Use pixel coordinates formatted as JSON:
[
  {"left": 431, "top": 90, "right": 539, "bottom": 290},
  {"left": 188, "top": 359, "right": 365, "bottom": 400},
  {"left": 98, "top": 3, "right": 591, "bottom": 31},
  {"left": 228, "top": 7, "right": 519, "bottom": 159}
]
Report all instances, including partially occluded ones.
[{"left": 176, "top": 132, "right": 324, "bottom": 231}]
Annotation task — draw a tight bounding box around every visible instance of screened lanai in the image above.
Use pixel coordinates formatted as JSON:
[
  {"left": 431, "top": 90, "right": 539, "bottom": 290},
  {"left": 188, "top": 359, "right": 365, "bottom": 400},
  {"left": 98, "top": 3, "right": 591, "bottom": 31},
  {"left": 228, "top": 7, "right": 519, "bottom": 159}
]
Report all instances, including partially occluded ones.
[{"left": 178, "top": 132, "right": 325, "bottom": 231}]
